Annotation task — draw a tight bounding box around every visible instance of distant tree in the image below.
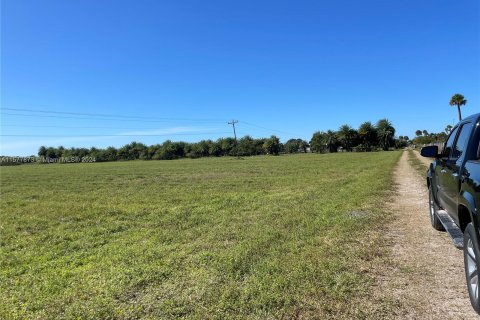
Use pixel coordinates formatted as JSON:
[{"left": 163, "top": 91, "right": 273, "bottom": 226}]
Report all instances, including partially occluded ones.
[
  {"left": 299, "top": 140, "right": 309, "bottom": 153},
  {"left": 395, "top": 137, "right": 408, "bottom": 149},
  {"left": 285, "top": 139, "right": 309, "bottom": 153},
  {"left": 284, "top": 139, "right": 300, "bottom": 153},
  {"left": 445, "top": 125, "right": 453, "bottom": 134},
  {"left": 38, "top": 146, "right": 47, "bottom": 157},
  {"left": 449, "top": 93, "right": 467, "bottom": 121},
  {"left": 237, "top": 136, "right": 256, "bottom": 156},
  {"left": 45, "top": 147, "right": 58, "bottom": 158},
  {"left": 412, "top": 129, "right": 448, "bottom": 146},
  {"left": 437, "top": 132, "right": 447, "bottom": 141},
  {"left": 89, "top": 147, "right": 102, "bottom": 159},
  {"left": 57, "top": 146, "right": 65, "bottom": 157},
  {"left": 63, "top": 147, "right": 73, "bottom": 158},
  {"left": 187, "top": 141, "right": 209, "bottom": 158},
  {"left": 206, "top": 140, "right": 221, "bottom": 157},
  {"left": 172, "top": 142, "right": 187, "bottom": 158},
  {"left": 254, "top": 138, "right": 267, "bottom": 155},
  {"left": 197, "top": 140, "right": 211, "bottom": 157},
  {"left": 310, "top": 132, "right": 326, "bottom": 153},
  {"left": 325, "top": 130, "right": 339, "bottom": 153},
  {"left": 338, "top": 125, "right": 357, "bottom": 152},
  {"left": 376, "top": 119, "right": 395, "bottom": 151},
  {"left": 157, "top": 140, "right": 177, "bottom": 160},
  {"left": 358, "top": 122, "right": 378, "bottom": 151},
  {"left": 263, "top": 135, "right": 280, "bottom": 155},
  {"left": 118, "top": 142, "right": 146, "bottom": 160},
  {"left": 217, "top": 137, "right": 235, "bottom": 156},
  {"left": 422, "top": 130, "right": 428, "bottom": 136},
  {"left": 415, "top": 130, "right": 422, "bottom": 136},
  {"left": 102, "top": 146, "right": 118, "bottom": 161}
]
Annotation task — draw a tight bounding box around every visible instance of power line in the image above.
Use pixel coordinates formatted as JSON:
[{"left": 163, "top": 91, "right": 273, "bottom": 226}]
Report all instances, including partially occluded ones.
[
  {"left": 241, "top": 121, "right": 295, "bottom": 136},
  {"left": 1, "top": 108, "right": 296, "bottom": 134},
  {"left": 0, "top": 132, "right": 232, "bottom": 137},
  {"left": 0, "top": 107, "right": 226, "bottom": 122},
  {"left": 0, "top": 112, "right": 224, "bottom": 124},
  {"left": 0, "top": 124, "right": 225, "bottom": 130},
  {"left": 1, "top": 107, "right": 299, "bottom": 138}
]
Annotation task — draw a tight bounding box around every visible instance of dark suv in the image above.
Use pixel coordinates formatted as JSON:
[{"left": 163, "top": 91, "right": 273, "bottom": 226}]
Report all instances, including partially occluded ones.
[{"left": 421, "top": 113, "right": 480, "bottom": 313}]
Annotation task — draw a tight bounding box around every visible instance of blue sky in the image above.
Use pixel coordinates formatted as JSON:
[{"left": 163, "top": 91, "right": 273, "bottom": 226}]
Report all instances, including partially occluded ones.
[{"left": 1, "top": 0, "right": 479, "bottom": 156}]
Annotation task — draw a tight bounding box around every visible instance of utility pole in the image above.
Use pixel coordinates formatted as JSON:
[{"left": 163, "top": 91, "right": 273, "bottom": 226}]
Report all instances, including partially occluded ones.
[
  {"left": 228, "top": 119, "right": 238, "bottom": 142},
  {"left": 228, "top": 119, "right": 239, "bottom": 158}
]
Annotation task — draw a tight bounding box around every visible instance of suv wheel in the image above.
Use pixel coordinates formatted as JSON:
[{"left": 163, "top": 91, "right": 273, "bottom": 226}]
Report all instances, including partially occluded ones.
[
  {"left": 464, "top": 223, "right": 480, "bottom": 314},
  {"left": 428, "top": 185, "right": 444, "bottom": 231}
]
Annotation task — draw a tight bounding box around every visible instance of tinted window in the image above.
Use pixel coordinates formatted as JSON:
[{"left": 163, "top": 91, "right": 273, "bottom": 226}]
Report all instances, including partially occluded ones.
[
  {"left": 443, "top": 126, "right": 458, "bottom": 158},
  {"left": 451, "top": 123, "right": 473, "bottom": 160}
]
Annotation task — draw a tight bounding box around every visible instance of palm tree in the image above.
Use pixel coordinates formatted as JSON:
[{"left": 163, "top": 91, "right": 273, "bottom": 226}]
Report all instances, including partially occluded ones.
[
  {"left": 338, "top": 124, "right": 357, "bottom": 151},
  {"left": 376, "top": 119, "right": 395, "bottom": 151},
  {"left": 359, "top": 121, "right": 377, "bottom": 151},
  {"left": 449, "top": 93, "right": 467, "bottom": 121},
  {"left": 325, "top": 130, "right": 338, "bottom": 153}
]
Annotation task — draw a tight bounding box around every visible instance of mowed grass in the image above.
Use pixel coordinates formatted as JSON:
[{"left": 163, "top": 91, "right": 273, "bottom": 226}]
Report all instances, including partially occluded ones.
[
  {"left": 1, "top": 152, "right": 400, "bottom": 319},
  {"left": 408, "top": 149, "right": 430, "bottom": 176}
]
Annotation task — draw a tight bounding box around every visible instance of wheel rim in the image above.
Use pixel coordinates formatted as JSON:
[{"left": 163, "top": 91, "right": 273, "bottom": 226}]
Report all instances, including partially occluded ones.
[{"left": 467, "top": 237, "right": 479, "bottom": 302}]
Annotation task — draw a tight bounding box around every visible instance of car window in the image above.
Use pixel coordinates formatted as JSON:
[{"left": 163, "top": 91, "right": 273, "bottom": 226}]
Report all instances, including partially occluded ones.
[
  {"left": 443, "top": 126, "right": 458, "bottom": 158},
  {"left": 451, "top": 122, "right": 473, "bottom": 160}
]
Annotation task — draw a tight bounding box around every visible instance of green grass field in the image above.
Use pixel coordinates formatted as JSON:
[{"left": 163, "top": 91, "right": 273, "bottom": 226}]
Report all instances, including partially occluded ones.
[{"left": 1, "top": 152, "right": 401, "bottom": 319}]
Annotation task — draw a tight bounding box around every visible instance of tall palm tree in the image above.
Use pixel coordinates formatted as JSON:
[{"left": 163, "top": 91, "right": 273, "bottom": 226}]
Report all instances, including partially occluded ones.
[
  {"left": 325, "top": 130, "right": 338, "bottom": 153},
  {"left": 376, "top": 119, "right": 395, "bottom": 151},
  {"left": 359, "top": 121, "right": 377, "bottom": 151},
  {"left": 449, "top": 93, "right": 467, "bottom": 121},
  {"left": 338, "top": 124, "right": 356, "bottom": 151}
]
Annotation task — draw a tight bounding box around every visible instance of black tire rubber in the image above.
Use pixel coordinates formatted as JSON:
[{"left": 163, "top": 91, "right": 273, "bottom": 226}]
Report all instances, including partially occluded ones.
[
  {"left": 464, "top": 223, "right": 480, "bottom": 314},
  {"left": 428, "top": 185, "right": 444, "bottom": 231}
]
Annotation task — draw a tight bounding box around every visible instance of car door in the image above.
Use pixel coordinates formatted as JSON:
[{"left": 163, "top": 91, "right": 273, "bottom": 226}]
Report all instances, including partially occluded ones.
[
  {"left": 436, "top": 126, "right": 458, "bottom": 210},
  {"left": 441, "top": 122, "right": 474, "bottom": 216}
]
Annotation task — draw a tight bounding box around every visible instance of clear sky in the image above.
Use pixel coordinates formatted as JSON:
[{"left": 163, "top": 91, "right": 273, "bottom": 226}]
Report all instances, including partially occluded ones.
[{"left": 1, "top": 0, "right": 479, "bottom": 156}]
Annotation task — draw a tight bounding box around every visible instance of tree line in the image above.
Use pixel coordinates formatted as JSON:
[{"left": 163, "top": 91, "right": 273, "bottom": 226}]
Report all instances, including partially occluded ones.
[
  {"left": 310, "top": 119, "right": 405, "bottom": 152},
  {"left": 0, "top": 118, "right": 407, "bottom": 165},
  {"left": 30, "top": 118, "right": 406, "bottom": 163},
  {"left": 411, "top": 126, "right": 450, "bottom": 146},
  {"left": 36, "top": 136, "right": 284, "bottom": 161}
]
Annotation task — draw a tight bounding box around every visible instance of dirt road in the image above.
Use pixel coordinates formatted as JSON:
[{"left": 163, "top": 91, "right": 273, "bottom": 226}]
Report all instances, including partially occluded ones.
[{"left": 382, "top": 151, "right": 477, "bottom": 319}]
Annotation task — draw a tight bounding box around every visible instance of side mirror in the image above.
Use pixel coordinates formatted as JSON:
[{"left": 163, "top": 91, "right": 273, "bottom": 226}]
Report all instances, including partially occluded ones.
[{"left": 420, "top": 145, "right": 439, "bottom": 158}]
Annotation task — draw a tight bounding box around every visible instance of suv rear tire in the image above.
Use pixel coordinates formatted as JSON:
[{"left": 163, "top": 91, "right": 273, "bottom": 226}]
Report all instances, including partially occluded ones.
[
  {"left": 464, "top": 223, "right": 480, "bottom": 314},
  {"left": 428, "top": 185, "right": 444, "bottom": 231}
]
